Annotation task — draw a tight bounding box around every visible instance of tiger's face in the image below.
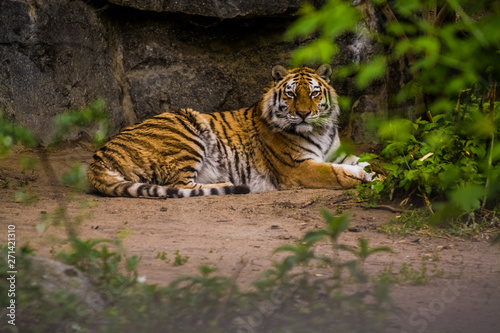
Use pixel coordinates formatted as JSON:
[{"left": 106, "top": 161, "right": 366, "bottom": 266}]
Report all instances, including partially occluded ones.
[{"left": 262, "top": 64, "right": 339, "bottom": 134}]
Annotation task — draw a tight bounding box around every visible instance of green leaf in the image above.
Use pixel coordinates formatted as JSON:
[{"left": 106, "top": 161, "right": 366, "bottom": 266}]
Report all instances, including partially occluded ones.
[
  {"left": 378, "top": 119, "right": 414, "bottom": 142},
  {"left": 342, "top": 260, "right": 360, "bottom": 277},
  {"left": 61, "top": 163, "right": 88, "bottom": 192},
  {"left": 411, "top": 36, "right": 441, "bottom": 70},
  {"left": 367, "top": 245, "right": 393, "bottom": 257},
  {"left": 372, "top": 180, "right": 385, "bottom": 194},
  {"left": 274, "top": 244, "right": 301, "bottom": 254},
  {"left": 356, "top": 55, "right": 387, "bottom": 89},
  {"left": 335, "top": 244, "right": 357, "bottom": 255},
  {"left": 284, "top": 4, "right": 320, "bottom": 40},
  {"left": 394, "top": 0, "right": 421, "bottom": 16},
  {"left": 382, "top": 164, "right": 398, "bottom": 172},
  {"left": 337, "top": 96, "right": 352, "bottom": 110},
  {"left": 125, "top": 256, "right": 141, "bottom": 272},
  {"left": 51, "top": 99, "right": 109, "bottom": 146},
  {"left": 358, "top": 153, "right": 378, "bottom": 163},
  {"left": 320, "top": 209, "right": 349, "bottom": 240},
  {"left": 449, "top": 185, "right": 484, "bottom": 212},
  {"left": 198, "top": 265, "right": 218, "bottom": 276},
  {"left": 0, "top": 114, "right": 37, "bottom": 156},
  {"left": 469, "top": 145, "right": 486, "bottom": 159},
  {"left": 302, "top": 229, "right": 328, "bottom": 245},
  {"left": 491, "top": 143, "right": 500, "bottom": 162},
  {"left": 321, "top": 1, "right": 361, "bottom": 37},
  {"left": 290, "top": 38, "right": 338, "bottom": 67}
]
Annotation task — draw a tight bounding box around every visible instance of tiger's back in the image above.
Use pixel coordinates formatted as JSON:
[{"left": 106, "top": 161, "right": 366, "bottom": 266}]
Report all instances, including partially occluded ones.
[{"left": 87, "top": 65, "right": 373, "bottom": 198}]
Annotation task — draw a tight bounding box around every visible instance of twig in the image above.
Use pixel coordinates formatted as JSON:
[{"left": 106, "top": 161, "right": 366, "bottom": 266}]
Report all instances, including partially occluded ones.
[
  {"left": 329, "top": 197, "right": 354, "bottom": 206},
  {"left": 419, "top": 152, "right": 434, "bottom": 162},
  {"left": 419, "top": 187, "right": 434, "bottom": 215},
  {"left": 255, "top": 202, "right": 275, "bottom": 206},
  {"left": 215, "top": 259, "right": 248, "bottom": 324},
  {"left": 38, "top": 148, "right": 77, "bottom": 239},
  {"left": 300, "top": 200, "right": 316, "bottom": 209},
  {"left": 378, "top": 1, "right": 416, "bottom": 69},
  {"left": 372, "top": 205, "right": 403, "bottom": 213},
  {"left": 427, "top": 110, "right": 434, "bottom": 123},
  {"left": 378, "top": 1, "right": 440, "bottom": 120},
  {"left": 483, "top": 82, "right": 496, "bottom": 209},
  {"left": 434, "top": 2, "right": 450, "bottom": 27},
  {"left": 427, "top": 0, "right": 437, "bottom": 24}
]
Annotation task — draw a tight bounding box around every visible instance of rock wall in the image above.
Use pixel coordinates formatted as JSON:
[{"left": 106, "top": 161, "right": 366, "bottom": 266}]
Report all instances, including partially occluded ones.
[
  {"left": 0, "top": 0, "right": 389, "bottom": 145},
  {"left": 0, "top": 0, "right": 124, "bottom": 144}
]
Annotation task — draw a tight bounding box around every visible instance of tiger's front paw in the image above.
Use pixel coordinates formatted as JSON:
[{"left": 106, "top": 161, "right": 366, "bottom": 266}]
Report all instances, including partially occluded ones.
[
  {"left": 357, "top": 162, "right": 385, "bottom": 183},
  {"left": 341, "top": 157, "right": 374, "bottom": 182},
  {"left": 331, "top": 164, "right": 372, "bottom": 188},
  {"left": 363, "top": 169, "right": 376, "bottom": 183}
]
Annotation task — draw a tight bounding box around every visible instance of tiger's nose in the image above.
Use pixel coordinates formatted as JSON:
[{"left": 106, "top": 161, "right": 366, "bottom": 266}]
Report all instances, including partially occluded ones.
[{"left": 296, "top": 111, "right": 311, "bottom": 119}]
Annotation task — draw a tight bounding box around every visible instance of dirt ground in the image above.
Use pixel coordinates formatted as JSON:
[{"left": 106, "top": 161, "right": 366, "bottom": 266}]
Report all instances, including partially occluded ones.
[{"left": 1, "top": 144, "right": 499, "bottom": 333}]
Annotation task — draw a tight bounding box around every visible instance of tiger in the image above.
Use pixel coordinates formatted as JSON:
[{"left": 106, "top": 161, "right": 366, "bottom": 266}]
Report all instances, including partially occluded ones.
[{"left": 87, "top": 64, "right": 374, "bottom": 198}]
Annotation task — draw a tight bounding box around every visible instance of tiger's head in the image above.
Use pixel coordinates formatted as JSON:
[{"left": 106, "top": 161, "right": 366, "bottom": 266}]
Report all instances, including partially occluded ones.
[{"left": 262, "top": 64, "right": 339, "bottom": 134}]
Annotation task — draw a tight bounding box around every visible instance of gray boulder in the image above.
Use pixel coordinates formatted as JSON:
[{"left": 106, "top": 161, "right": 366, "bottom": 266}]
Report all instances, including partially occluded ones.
[{"left": 106, "top": 0, "right": 325, "bottom": 18}]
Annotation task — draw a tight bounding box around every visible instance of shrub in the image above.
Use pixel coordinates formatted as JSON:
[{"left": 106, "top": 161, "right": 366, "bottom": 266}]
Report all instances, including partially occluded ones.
[{"left": 287, "top": 0, "right": 500, "bottom": 221}]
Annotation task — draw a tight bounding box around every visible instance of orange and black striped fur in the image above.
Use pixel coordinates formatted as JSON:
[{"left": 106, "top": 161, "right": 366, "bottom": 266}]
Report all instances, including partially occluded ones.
[{"left": 87, "top": 65, "right": 373, "bottom": 198}]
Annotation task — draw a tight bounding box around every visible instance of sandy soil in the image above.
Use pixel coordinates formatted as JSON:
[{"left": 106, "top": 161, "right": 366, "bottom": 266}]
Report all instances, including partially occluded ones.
[{"left": 1, "top": 144, "right": 499, "bottom": 332}]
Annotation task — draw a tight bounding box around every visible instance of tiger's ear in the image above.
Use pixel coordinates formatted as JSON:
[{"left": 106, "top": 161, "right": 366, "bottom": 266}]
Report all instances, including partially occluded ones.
[
  {"left": 272, "top": 65, "right": 288, "bottom": 84},
  {"left": 316, "top": 64, "right": 332, "bottom": 83}
]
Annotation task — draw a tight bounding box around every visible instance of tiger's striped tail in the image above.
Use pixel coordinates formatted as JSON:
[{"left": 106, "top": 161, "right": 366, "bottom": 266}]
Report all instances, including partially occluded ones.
[
  {"left": 87, "top": 167, "right": 250, "bottom": 198},
  {"left": 116, "top": 182, "right": 250, "bottom": 198}
]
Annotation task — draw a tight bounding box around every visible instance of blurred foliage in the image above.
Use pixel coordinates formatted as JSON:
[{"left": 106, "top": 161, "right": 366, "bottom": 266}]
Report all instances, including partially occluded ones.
[
  {"left": 57, "top": 237, "right": 140, "bottom": 287},
  {"left": 51, "top": 99, "right": 110, "bottom": 147},
  {"left": 0, "top": 99, "right": 109, "bottom": 155},
  {"left": 61, "top": 163, "right": 89, "bottom": 192},
  {"left": 287, "top": 0, "right": 500, "bottom": 110},
  {"left": 1, "top": 210, "right": 408, "bottom": 333},
  {"left": 1, "top": 100, "right": 110, "bottom": 199},
  {"left": 285, "top": 0, "right": 361, "bottom": 65},
  {"left": 288, "top": 0, "right": 500, "bottom": 224},
  {"left": 0, "top": 114, "right": 36, "bottom": 156}
]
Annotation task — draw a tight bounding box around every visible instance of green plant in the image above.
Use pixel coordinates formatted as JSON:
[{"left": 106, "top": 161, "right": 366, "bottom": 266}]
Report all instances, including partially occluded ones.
[
  {"left": 377, "top": 262, "right": 434, "bottom": 285},
  {"left": 0, "top": 244, "right": 96, "bottom": 333},
  {"left": 1, "top": 100, "right": 110, "bottom": 217},
  {"left": 493, "top": 232, "right": 500, "bottom": 244},
  {"left": 1, "top": 99, "right": 108, "bottom": 157},
  {"left": 57, "top": 237, "right": 140, "bottom": 286},
  {"left": 286, "top": 0, "right": 500, "bottom": 229},
  {"left": 173, "top": 250, "right": 190, "bottom": 266},
  {"left": 251, "top": 209, "right": 393, "bottom": 332},
  {"left": 378, "top": 208, "right": 433, "bottom": 235},
  {"left": 50, "top": 99, "right": 109, "bottom": 147},
  {"left": 13, "top": 190, "right": 39, "bottom": 204},
  {"left": 384, "top": 98, "right": 498, "bottom": 195},
  {"left": 156, "top": 251, "right": 170, "bottom": 262},
  {"left": 0, "top": 113, "right": 37, "bottom": 156},
  {"left": 398, "top": 262, "right": 431, "bottom": 285},
  {"left": 361, "top": 93, "right": 500, "bottom": 224}
]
